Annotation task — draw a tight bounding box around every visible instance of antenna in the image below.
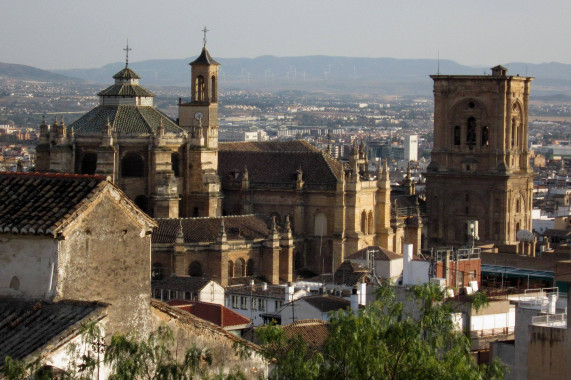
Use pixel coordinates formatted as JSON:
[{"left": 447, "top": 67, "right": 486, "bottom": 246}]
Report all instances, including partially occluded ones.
[{"left": 437, "top": 49, "right": 440, "bottom": 75}]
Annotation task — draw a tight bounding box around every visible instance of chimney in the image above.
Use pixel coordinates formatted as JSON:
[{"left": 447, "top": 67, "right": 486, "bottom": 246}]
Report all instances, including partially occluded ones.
[
  {"left": 403, "top": 244, "right": 413, "bottom": 285},
  {"left": 358, "top": 281, "right": 367, "bottom": 306},
  {"left": 351, "top": 287, "right": 359, "bottom": 313},
  {"left": 548, "top": 293, "right": 557, "bottom": 314},
  {"left": 285, "top": 282, "right": 295, "bottom": 303}
]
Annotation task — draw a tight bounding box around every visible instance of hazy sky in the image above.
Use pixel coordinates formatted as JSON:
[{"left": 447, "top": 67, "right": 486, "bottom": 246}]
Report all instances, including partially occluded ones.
[{"left": 1, "top": 0, "right": 570, "bottom": 70}]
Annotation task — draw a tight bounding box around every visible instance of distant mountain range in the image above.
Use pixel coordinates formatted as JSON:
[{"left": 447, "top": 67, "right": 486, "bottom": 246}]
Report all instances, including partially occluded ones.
[
  {"left": 0, "top": 62, "right": 78, "bottom": 83},
  {"left": 4, "top": 57, "right": 571, "bottom": 97}
]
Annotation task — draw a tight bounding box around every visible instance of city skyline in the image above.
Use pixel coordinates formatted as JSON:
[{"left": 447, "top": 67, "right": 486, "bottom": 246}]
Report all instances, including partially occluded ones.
[{"left": 1, "top": 0, "right": 571, "bottom": 70}]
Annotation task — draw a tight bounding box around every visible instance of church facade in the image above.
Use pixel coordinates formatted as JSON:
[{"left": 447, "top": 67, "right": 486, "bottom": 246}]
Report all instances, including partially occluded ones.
[
  {"left": 426, "top": 66, "right": 535, "bottom": 253},
  {"left": 35, "top": 44, "right": 410, "bottom": 275}
]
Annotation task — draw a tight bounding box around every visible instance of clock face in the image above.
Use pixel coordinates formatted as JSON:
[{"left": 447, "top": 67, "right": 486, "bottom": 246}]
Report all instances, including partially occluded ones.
[{"left": 194, "top": 112, "right": 204, "bottom": 121}]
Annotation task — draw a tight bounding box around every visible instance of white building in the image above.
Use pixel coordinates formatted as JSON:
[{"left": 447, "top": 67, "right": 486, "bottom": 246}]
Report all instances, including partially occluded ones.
[{"left": 404, "top": 134, "right": 418, "bottom": 161}]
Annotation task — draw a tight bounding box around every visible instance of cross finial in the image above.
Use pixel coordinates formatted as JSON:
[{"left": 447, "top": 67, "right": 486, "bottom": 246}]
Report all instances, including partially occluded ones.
[
  {"left": 123, "top": 39, "right": 132, "bottom": 67},
  {"left": 202, "top": 26, "right": 209, "bottom": 47}
]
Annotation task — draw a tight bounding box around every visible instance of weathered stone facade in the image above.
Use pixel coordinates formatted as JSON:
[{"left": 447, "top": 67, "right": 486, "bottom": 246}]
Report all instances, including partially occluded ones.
[
  {"left": 0, "top": 173, "right": 157, "bottom": 336},
  {"left": 426, "top": 66, "right": 535, "bottom": 250},
  {"left": 152, "top": 215, "right": 294, "bottom": 286}
]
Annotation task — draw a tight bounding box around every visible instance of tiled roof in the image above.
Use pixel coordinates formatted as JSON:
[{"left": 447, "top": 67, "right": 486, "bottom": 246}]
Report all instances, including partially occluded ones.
[
  {"left": 112, "top": 66, "right": 141, "bottom": 79},
  {"left": 190, "top": 47, "right": 220, "bottom": 66},
  {"left": 282, "top": 319, "right": 330, "bottom": 350},
  {"left": 0, "top": 298, "right": 107, "bottom": 363},
  {"left": 153, "top": 215, "right": 270, "bottom": 244},
  {"left": 150, "top": 300, "right": 258, "bottom": 351},
  {"left": 219, "top": 140, "right": 343, "bottom": 190},
  {"left": 0, "top": 172, "right": 155, "bottom": 236},
  {"left": 166, "top": 300, "right": 250, "bottom": 328},
  {"left": 69, "top": 105, "right": 183, "bottom": 135},
  {"left": 348, "top": 246, "right": 403, "bottom": 261},
  {"left": 302, "top": 295, "right": 350, "bottom": 313},
  {"left": 220, "top": 140, "right": 316, "bottom": 152},
  {"left": 152, "top": 276, "right": 213, "bottom": 292},
  {"left": 97, "top": 84, "right": 155, "bottom": 97},
  {"left": 0, "top": 172, "right": 106, "bottom": 235}
]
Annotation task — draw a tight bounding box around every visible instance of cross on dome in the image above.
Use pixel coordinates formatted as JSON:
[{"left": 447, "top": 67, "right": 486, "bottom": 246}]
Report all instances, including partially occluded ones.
[
  {"left": 123, "top": 39, "right": 132, "bottom": 66},
  {"left": 202, "top": 26, "right": 209, "bottom": 47}
]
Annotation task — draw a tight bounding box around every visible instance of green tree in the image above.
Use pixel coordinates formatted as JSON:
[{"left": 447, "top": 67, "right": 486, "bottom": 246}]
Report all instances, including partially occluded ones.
[
  {"left": 2, "top": 325, "right": 246, "bottom": 380},
  {"left": 256, "top": 284, "right": 505, "bottom": 380}
]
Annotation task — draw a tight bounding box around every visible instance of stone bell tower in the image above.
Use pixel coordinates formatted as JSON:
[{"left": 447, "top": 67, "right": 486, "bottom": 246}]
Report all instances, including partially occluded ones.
[
  {"left": 426, "top": 66, "right": 535, "bottom": 251},
  {"left": 178, "top": 27, "right": 222, "bottom": 217}
]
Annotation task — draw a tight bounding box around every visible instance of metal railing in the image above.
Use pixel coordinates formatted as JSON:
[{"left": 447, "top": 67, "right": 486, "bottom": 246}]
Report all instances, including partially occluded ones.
[{"left": 532, "top": 313, "right": 567, "bottom": 328}]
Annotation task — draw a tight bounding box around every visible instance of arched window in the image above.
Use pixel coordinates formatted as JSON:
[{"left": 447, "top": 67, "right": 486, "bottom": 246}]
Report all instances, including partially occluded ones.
[
  {"left": 80, "top": 152, "right": 97, "bottom": 175},
  {"left": 195, "top": 75, "right": 205, "bottom": 102},
  {"left": 235, "top": 258, "right": 245, "bottom": 277},
  {"left": 134, "top": 195, "right": 148, "bottom": 214},
  {"left": 481, "top": 126, "right": 489, "bottom": 146},
  {"left": 368, "top": 211, "right": 374, "bottom": 235},
  {"left": 228, "top": 260, "right": 234, "bottom": 278},
  {"left": 152, "top": 263, "right": 164, "bottom": 281},
  {"left": 211, "top": 75, "right": 217, "bottom": 102},
  {"left": 361, "top": 210, "right": 367, "bottom": 234},
  {"left": 466, "top": 117, "right": 476, "bottom": 145},
  {"left": 122, "top": 153, "right": 144, "bottom": 178},
  {"left": 454, "top": 126, "right": 461, "bottom": 145},
  {"left": 314, "top": 213, "right": 327, "bottom": 236},
  {"left": 246, "top": 259, "right": 255, "bottom": 276},
  {"left": 188, "top": 261, "right": 203, "bottom": 277},
  {"left": 9, "top": 276, "right": 19, "bottom": 291},
  {"left": 171, "top": 153, "right": 180, "bottom": 177}
]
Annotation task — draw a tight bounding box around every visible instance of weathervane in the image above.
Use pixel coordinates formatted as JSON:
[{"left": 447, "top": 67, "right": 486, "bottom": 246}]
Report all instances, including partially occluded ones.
[
  {"left": 124, "top": 39, "right": 132, "bottom": 66},
  {"left": 202, "top": 26, "right": 209, "bottom": 47}
]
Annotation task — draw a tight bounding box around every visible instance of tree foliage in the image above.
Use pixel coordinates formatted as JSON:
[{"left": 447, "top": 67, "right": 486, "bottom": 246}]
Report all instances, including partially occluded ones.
[
  {"left": 257, "top": 284, "right": 505, "bottom": 380},
  {"left": 2, "top": 325, "right": 245, "bottom": 380}
]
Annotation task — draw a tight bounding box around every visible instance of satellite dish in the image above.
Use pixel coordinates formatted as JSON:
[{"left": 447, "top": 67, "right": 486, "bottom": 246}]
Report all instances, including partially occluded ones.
[{"left": 517, "top": 229, "right": 534, "bottom": 243}]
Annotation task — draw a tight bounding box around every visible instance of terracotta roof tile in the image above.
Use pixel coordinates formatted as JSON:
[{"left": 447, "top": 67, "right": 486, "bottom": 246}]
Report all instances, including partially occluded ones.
[
  {"left": 153, "top": 215, "right": 270, "bottom": 244},
  {"left": 282, "top": 319, "right": 330, "bottom": 350},
  {"left": 69, "top": 106, "right": 183, "bottom": 135},
  {"left": 0, "top": 298, "right": 107, "bottom": 362},
  {"left": 167, "top": 300, "right": 250, "bottom": 328},
  {"left": 0, "top": 172, "right": 107, "bottom": 235},
  {"left": 150, "top": 300, "right": 258, "bottom": 351}
]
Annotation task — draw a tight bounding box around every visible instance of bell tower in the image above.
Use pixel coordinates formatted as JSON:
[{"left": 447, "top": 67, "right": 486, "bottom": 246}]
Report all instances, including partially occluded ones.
[
  {"left": 178, "top": 27, "right": 222, "bottom": 217},
  {"left": 426, "top": 66, "right": 535, "bottom": 251}
]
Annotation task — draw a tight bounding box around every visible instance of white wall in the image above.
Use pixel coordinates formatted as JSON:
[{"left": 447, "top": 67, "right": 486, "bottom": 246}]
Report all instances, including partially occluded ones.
[
  {"left": 198, "top": 281, "right": 225, "bottom": 305},
  {"left": 0, "top": 235, "right": 58, "bottom": 299}
]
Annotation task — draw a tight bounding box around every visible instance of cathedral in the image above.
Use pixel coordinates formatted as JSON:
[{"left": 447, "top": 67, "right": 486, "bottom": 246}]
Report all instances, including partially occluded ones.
[
  {"left": 426, "top": 65, "right": 535, "bottom": 253},
  {"left": 35, "top": 42, "right": 410, "bottom": 278}
]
